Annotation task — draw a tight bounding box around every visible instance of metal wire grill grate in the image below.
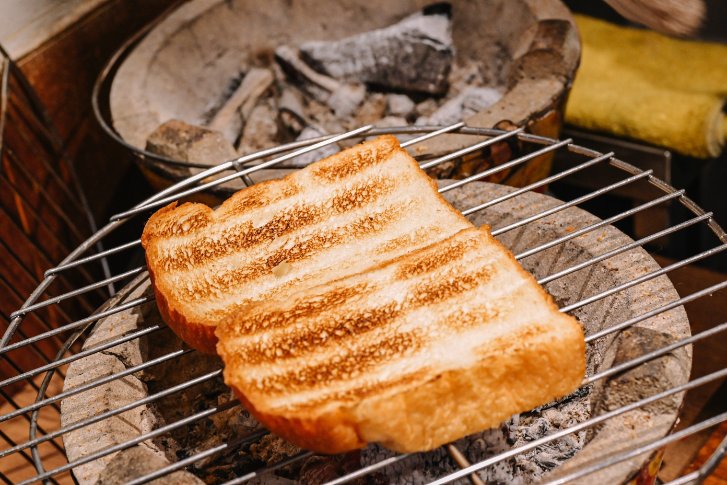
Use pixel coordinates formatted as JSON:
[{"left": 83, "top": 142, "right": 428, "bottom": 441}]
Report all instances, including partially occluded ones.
[
  {"left": 2, "top": 123, "right": 726, "bottom": 484},
  {"left": 0, "top": 46, "right": 110, "bottom": 485}
]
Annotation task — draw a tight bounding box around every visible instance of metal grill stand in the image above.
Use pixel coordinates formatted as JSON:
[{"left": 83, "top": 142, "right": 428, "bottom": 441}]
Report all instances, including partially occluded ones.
[{"left": 1, "top": 124, "right": 726, "bottom": 485}]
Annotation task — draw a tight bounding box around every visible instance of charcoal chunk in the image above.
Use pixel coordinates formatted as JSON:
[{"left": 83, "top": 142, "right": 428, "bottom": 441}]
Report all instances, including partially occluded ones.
[{"left": 299, "top": 7, "right": 454, "bottom": 94}]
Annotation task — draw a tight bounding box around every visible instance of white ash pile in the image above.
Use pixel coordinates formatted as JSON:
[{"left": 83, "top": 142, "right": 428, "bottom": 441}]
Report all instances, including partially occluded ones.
[{"left": 144, "top": 3, "right": 503, "bottom": 168}]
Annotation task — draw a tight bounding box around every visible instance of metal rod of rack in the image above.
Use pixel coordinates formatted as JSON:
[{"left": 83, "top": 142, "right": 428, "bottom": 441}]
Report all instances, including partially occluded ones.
[{"left": 543, "top": 412, "right": 727, "bottom": 485}]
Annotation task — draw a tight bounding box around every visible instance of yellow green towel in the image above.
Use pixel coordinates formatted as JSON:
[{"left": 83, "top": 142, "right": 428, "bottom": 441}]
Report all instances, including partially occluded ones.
[{"left": 565, "top": 15, "right": 727, "bottom": 158}]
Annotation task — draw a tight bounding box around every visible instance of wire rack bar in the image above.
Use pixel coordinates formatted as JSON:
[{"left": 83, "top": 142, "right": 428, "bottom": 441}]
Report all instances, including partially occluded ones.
[
  {"left": 544, "top": 412, "right": 727, "bottom": 485},
  {"left": 439, "top": 138, "right": 571, "bottom": 192},
  {"left": 586, "top": 279, "right": 727, "bottom": 343},
  {"left": 424, "top": 367, "right": 727, "bottom": 485},
  {"left": 690, "top": 435, "right": 727, "bottom": 484},
  {"left": 0, "top": 369, "right": 221, "bottom": 459},
  {"left": 126, "top": 430, "right": 269, "bottom": 485},
  {"left": 0, "top": 389, "right": 64, "bottom": 455},
  {"left": 515, "top": 190, "right": 685, "bottom": 260},
  {"left": 461, "top": 152, "right": 614, "bottom": 216},
  {"left": 665, "top": 472, "right": 700, "bottom": 485},
  {"left": 0, "top": 377, "right": 60, "bottom": 419},
  {"left": 419, "top": 128, "right": 523, "bottom": 170},
  {"left": 584, "top": 321, "right": 727, "bottom": 385},
  {"left": 0, "top": 331, "right": 66, "bottom": 386},
  {"left": 560, "top": 243, "right": 727, "bottom": 313},
  {"left": 224, "top": 451, "right": 315, "bottom": 485},
  {"left": 399, "top": 122, "right": 464, "bottom": 148},
  {"left": 491, "top": 170, "right": 653, "bottom": 236},
  {"left": 11, "top": 267, "right": 144, "bottom": 318},
  {"left": 0, "top": 296, "right": 152, "bottom": 356},
  {"left": 16, "top": 401, "right": 242, "bottom": 485},
  {"left": 110, "top": 125, "right": 376, "bottom": 221},
  {"left": 44, "top": 239, "right": 141, "bottom": 277},
  {"left": 538, "top": 213, "right": 713, "bottom": 285},
  {"left": 0, "top": 347, "right": 188, "bottom": 424},
  {"left": 0, "top": 324, "right": 162, "bottom": 391}
]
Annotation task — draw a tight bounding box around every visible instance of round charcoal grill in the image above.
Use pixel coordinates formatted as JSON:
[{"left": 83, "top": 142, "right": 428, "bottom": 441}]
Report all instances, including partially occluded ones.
[{"left": 2, "top": 124, "right": 727, "bottom": 485}]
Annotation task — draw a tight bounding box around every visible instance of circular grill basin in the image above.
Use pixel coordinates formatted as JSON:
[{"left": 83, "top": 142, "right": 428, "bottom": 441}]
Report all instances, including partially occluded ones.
[
  {"left": 60, "top": 181, "right": 690, "bottom": 484},
  {"left": 106, "top": 0, "right": 579, "bottom": 190}
]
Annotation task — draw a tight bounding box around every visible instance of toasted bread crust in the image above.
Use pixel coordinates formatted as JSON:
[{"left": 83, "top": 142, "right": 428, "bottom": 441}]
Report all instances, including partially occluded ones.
[
  {"left": 231, "top": 318, "right": 583, "bottom": 453},
  {"left": 142, "top": 135, "right": 471, "bottom": 353},
  {"left": 217, "top": 228, "right": 585, "bottom": 453},
  {"left": 145, "top": 252, "right": 218, "bottom": 354}
]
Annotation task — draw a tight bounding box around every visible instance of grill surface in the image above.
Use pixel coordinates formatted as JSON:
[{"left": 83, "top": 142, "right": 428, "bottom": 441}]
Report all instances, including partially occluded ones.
[{"left": 1, "top": 124, "right": 726, "bottom": 484}]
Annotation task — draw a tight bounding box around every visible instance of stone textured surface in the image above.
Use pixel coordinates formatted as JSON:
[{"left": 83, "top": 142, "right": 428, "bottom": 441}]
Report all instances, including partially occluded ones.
[
  {"left": 145, "top": 119, "right": 237, "bottom": 167},
  {"left": 96, "top": 446, "right": 204, "bottom": 485}
]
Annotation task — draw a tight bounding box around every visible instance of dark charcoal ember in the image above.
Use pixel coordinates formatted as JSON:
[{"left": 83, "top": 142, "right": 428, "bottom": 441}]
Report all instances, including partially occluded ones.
[
  {"left": 249, "top": 434, "right": 302, "bottom": 465},
  {"left": 299, "top": 452, "right": 363, "bottom": 485},
  {"left": 299, "top": 7, "right": 453, "bottom": 95}
]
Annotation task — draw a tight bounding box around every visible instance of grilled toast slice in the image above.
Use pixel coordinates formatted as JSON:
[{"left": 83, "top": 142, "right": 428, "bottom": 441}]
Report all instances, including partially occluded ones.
[
  {"left": 141, "top": 135, "right": 472, "bottom": 353},
  {"left": 216, "top": 227, "right": 585, "bottom": 453}
]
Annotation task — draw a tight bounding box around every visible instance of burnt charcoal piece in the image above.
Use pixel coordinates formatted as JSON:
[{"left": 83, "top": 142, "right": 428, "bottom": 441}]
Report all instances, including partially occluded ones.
[
  {"left": 207, "top": 68, "right": 273, "bottom": 144},
  {"left": 290, "top": 126, "right": 340, "bottom": 168},
  {"left": 145, "top": 119, "right": 236, "bottom": 169},
  {"left": 275, "top": 46, "right": 365, "bottom": 117},
  {"left": 299, "top": 6, "right": 454, "bottom": 95}
]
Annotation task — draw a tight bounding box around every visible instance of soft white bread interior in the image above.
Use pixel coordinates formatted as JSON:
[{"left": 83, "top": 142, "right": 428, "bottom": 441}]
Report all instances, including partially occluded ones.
[
  {"left": 141, "top": 135, "right": 472, "bottom": 353},
  {"left": 216, "top": 227, "right": 585, "bottom": 453}
]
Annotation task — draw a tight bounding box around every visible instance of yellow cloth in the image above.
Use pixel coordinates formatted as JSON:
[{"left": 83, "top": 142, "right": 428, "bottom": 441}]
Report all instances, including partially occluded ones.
[{"left": 565, "top": 15, "right": 727, "bottom": 158}]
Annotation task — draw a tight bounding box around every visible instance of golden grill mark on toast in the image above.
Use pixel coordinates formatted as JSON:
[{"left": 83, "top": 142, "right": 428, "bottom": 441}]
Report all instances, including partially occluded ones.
[
  {"left": 273, "top": 369, "right": 433, "bottom": 410},
  {"left": 311, "top": 135, "right": 398, "bottom": 183},
  {"left": 249, "top": 330, "right": 425, "bottom": 394},
  {"left": 157, "top": 175, "right": 398, "bottom": 272},
  {"left": 441, "top": 305, "right": 501, "bottom": 332},
  {"left": 217, "top": 283, "right": 371, "bottom": 338},
  {"left": 395, "top": 233, "right": 481, "bottom": 280},
  {"left": 231, "top": 303, "right": 402, "bottom": 365},
  {"left": 141, "top": 203, "right": 213, "bottom": 243},
  {"left": 171, "top": 203, "right": 408, "bottom": 302},
  {"left": 222, "top": 179, "right": 301, "bottom": 215},
  {"left": 375, "top": 226, "right": 445, "bottom": 255},
  {"left": 409, "top": 265, "right": 494, "bottom": 306}
]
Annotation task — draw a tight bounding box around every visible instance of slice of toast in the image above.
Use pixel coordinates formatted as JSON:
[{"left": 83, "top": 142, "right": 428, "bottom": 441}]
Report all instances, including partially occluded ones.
[
  {"left": 141, "top": 135, "right": 472, "bottom": 353},
  {"left": 216, "top": 227, "right": 585, "bottom": 453}
]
